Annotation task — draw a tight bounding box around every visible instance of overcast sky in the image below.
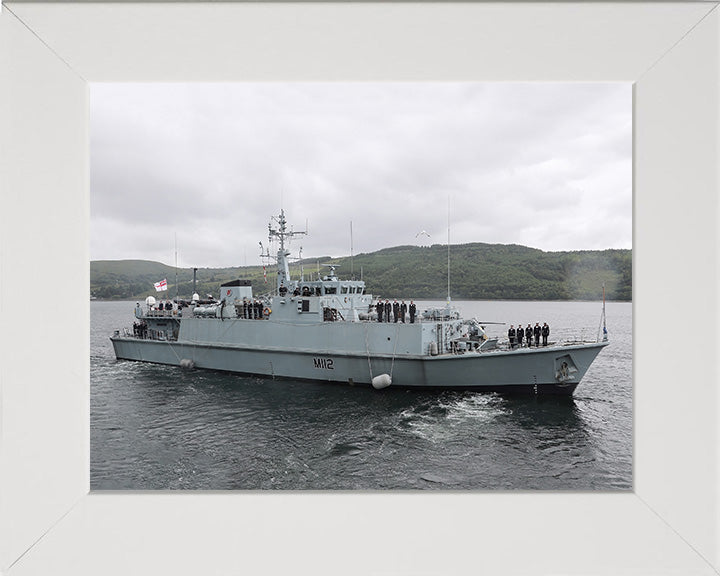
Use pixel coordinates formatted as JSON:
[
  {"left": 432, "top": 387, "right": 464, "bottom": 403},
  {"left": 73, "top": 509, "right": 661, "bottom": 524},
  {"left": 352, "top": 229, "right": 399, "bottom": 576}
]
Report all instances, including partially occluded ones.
[{"left": 91, "top": 83, "right": 631, "bottom": 268}]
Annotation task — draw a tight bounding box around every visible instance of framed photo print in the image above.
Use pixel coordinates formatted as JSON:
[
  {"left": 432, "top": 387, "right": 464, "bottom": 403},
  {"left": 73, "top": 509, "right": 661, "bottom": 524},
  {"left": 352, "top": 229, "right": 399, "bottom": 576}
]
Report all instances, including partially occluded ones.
[{"left": 1, "top": 2, "right": 718, "bottom": 574}]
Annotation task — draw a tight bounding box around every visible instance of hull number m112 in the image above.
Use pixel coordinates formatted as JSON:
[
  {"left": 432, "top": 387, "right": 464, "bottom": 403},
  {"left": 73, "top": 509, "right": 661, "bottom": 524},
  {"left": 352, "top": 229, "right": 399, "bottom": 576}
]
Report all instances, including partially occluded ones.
[{"left": 313, "top": 358, "right": 334, "bottom": 370}]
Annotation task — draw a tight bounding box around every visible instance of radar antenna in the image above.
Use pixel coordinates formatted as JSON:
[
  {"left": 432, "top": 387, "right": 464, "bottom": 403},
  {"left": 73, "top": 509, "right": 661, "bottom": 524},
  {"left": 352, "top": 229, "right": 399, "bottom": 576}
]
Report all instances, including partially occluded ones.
[{"left": 320, "top": 263, "right": 340, "bottom": 280}]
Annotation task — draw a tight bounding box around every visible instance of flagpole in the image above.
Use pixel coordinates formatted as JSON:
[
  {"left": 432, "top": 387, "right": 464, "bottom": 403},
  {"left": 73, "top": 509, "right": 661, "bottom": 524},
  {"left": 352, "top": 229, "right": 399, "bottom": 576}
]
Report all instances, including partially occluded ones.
[
  {"left": 602, "top": 283, "right": 607, "bottom": 341},
  {"left": 598, "top": 282, "right": 608, "bottom": 342}
]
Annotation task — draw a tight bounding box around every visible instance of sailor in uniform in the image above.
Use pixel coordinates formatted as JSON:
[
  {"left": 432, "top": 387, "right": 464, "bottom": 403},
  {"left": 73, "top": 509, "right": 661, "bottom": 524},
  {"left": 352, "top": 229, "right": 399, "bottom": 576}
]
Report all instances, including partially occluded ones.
[
  {"left": 508, "top": 325, "right": 516, "bottom": 348},
  {"left": 516, "top": 324, "right": 524, "bottom": 347},
  {"left": 541, "top": 322, "right": 550, "bottom": 346},
  {"left": 400, "top": 301, "right": 407, "bottom": 323},
  {"left": 409, "top": 301, "right": 416, "bottom": 323},
  {"left": 392, "top": 300, "right": 400, "bottom": 323},
  {"left": 525, "top": 324, "right": 533, "bottom": 347},
  {"left": 376, "top": 300, "right": 384, "bottom": 322},
  {"left": 533, "top": 323, "right": 541, "bottom": 347}
]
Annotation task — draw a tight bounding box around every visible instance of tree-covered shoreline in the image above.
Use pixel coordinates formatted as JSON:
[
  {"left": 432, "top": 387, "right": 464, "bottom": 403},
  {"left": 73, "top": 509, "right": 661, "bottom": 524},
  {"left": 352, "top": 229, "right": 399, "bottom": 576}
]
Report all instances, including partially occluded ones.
[{"left": 91, "top": 243, "right": 631, "bottom": 302}]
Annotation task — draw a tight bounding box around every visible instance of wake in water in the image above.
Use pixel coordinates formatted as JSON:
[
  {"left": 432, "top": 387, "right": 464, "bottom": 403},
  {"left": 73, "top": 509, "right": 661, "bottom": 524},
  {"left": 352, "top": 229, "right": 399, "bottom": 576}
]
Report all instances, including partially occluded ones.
[{"left": 398, "top": 393, "right": 508, "bottom": 443}]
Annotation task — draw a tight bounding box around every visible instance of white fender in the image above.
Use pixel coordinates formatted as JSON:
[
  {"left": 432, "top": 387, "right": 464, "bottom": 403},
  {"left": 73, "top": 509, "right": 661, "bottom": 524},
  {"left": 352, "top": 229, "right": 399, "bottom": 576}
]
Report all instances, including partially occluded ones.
[{"left": 371, "top": 374, "right": 392, "bottom": 390}]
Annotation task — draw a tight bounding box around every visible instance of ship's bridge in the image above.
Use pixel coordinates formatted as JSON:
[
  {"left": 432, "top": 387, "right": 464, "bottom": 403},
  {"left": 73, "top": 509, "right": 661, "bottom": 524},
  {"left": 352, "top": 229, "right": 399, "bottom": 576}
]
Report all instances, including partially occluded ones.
[
  {"left": 272, "top": 276, "right": 372, "bottom": 324},
  {"left": 284, "top": 279, "right": 367, "bottom": 297},
  {"left": 278, "top": 264, "right": 367, "bottom": 298}
]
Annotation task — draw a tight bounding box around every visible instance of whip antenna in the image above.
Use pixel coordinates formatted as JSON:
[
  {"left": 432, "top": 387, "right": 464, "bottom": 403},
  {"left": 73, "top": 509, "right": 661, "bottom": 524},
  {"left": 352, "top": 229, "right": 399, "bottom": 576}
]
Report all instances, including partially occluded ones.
[
  {"left": 174, "top": 233, "right": 178, "bottom": 301},
  {"left": 447, "top": 195, "right": 451, "bottom": 303}
]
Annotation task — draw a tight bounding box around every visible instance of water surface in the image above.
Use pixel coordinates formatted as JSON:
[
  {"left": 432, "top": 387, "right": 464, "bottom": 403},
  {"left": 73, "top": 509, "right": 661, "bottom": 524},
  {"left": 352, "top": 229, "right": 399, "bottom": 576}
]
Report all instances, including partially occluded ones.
[{"left": 91, "top": 299, "right": 632, "bottom": 490}]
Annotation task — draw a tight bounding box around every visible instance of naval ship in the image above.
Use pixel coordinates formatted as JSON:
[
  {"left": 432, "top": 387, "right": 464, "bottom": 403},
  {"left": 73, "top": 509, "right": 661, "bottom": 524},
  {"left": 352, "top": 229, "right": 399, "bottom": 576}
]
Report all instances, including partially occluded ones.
[{"left": 111, "top": 211, "right": 609, "bottom": 395}]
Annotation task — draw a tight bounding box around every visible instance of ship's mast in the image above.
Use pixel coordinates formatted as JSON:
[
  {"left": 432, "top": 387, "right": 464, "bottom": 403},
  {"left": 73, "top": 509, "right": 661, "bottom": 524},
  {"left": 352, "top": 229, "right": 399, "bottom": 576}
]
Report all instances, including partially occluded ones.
[{"left": 267, "top": 209, "right": 307, "bottom": 293}]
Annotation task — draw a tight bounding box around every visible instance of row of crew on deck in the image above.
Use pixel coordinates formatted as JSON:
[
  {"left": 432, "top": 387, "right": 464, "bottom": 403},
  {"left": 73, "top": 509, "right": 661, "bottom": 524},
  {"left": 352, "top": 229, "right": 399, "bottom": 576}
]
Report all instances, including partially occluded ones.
[
  {"left": 375, "top": 300, "right": 418, "bottom": 324},
  {"left": 508, "top": 323, "right": 550, "bottom": 348},
  {"left": 131, "top": 321, "right": 176, "bottom": 341},
  {"left": 141, "top": 300, "right": 179, "bottom": 312},
  {"left": 136, "top": 300, "right": 183, "bottom": 318},
  {"left": 237, "top": 298, "right": 266, "bottom": 319},
  {"left": 132, "top": 321, "right": 148, "bottom": 338}
]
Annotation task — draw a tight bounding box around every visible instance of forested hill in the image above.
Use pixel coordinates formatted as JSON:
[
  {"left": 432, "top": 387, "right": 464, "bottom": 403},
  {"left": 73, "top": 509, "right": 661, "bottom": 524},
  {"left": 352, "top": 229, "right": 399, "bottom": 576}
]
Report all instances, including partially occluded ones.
[{"left": 91, "top": 243, "right": 632, "bottom": 301}]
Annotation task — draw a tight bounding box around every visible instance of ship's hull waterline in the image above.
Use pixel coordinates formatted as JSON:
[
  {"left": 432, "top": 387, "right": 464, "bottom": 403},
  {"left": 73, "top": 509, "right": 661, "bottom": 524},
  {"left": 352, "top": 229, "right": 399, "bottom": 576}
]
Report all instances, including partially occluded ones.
[{"left": 110, "top": 334, "right": 608, "bottom": 396}]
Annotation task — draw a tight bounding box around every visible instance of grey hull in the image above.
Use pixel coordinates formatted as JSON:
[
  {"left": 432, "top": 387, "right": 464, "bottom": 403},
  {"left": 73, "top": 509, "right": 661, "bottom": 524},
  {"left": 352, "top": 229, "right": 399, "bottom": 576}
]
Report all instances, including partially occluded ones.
[{"left": 110, "top": 336, "right": 607, "bottom": 395}]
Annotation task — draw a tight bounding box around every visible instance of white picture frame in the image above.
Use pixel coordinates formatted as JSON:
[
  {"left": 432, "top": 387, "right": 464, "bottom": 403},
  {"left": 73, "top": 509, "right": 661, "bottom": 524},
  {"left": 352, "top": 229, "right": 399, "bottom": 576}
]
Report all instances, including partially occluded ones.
[{"left": 1, "top": 2, "right": 718, "bottom": 574}]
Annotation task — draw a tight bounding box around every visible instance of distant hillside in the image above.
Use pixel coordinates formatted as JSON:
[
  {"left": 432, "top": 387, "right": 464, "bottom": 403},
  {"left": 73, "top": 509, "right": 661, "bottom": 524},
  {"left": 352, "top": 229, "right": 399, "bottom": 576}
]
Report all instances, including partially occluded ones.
[{"left": 91, "top": 243, "right": 632, "bottom": 301}]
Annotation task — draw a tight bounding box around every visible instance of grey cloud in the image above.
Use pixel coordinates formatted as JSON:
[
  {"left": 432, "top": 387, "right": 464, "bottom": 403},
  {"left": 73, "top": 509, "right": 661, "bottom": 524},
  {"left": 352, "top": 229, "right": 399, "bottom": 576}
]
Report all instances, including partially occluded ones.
[{"left": 91, "top": 83, "right": 631, "bottom": 267}]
